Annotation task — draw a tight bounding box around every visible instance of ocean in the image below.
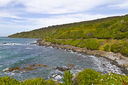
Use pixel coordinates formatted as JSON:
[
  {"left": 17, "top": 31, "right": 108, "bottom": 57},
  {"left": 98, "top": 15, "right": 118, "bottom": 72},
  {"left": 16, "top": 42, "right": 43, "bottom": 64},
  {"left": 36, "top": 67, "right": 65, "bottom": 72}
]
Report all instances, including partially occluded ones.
[{"left": 0, "top": 37, "right": 125, "bottom": 81}]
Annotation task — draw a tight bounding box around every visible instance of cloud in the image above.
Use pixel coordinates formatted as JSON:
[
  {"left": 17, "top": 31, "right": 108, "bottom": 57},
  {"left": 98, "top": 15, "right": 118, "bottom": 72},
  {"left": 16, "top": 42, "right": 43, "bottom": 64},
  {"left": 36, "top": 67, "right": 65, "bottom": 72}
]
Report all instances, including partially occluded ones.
[
  {"left": 26, "top": 13, "right": 114, "bottom": 28},
  {"left": 115, "top": 0, "right": 128, "bottom": 8},
  {"left": 0, "top": 0, "right": 13, "bottom": 6},
  {"left": 0, "top": 11, "right": 21, "bottom": 19},
  {"left": 1, "top": 0, "right": 117, "bottom": 14}
]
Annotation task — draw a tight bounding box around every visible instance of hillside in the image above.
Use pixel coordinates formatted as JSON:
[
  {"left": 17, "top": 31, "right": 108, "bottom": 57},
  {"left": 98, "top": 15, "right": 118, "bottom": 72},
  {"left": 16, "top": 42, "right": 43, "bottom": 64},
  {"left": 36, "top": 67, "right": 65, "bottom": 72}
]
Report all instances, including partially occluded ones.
[
  {"left": 8, "top": 14, "right": 128, "bottom": 56},
  {"left": 8, "top": 15, "right": 128, "bottom": 39}
]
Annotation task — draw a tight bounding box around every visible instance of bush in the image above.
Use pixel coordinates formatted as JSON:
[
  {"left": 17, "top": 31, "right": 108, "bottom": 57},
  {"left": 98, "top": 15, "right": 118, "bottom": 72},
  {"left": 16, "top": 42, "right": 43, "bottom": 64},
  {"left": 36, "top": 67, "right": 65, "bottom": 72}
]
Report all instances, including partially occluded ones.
[
  {"left": 120, "top": 47, "right": 128, "bottom": 56},
  {"left": 62, "top": 70, "right": 74, "bottom": 85},
  {"left": 0, "top": 76, "right": 56, "bottom": 85},
  {"left": 0, "top": 76, "right": 20, "bottom": 85},
  {"left": 104, "top": 44, "right": 110, "bottom": 51},
  {"left": 74, "top": 69, "right": 101, "bottom": 85},
  {"left": 1, "top": 69, "right": 128, "bottom": 85},
  {"left": 85, "top": 39, "right": 100, "bottom": 50},
  {"left": 110, "top": 43, "right": 120, "bottom": 53}
]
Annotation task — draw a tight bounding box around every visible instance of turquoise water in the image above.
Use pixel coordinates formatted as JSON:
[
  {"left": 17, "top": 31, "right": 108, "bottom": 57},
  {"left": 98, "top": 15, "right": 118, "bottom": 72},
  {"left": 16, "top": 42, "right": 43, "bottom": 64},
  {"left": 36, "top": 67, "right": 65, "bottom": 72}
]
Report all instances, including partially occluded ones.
[{"left": 0, "top": 37, "right": 125, "bottom": 81}]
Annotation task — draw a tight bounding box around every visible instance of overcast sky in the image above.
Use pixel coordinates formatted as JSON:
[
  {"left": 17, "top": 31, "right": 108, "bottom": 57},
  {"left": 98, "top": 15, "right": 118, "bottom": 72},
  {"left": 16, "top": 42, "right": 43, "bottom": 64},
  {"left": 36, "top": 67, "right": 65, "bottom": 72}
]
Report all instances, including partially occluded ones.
[{"left": 0, "top": 0, "right": 128, "bottom": 36}]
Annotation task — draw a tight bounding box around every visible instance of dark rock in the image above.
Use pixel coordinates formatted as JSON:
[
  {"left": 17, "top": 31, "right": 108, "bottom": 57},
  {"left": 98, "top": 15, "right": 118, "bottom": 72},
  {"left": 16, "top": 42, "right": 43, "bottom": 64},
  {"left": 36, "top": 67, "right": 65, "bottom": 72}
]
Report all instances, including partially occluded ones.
[
  {"left": 43, "top": 65, "right": 49, "bottom": 67},
  {"left": 2, "top": 43, "right": 6, "bottom": 44},
  {"left": 3, "top": 68, "right": 13, "bottom": 72},
  {"left": 30, "top": 43, "right": 37, "bottom": 44},
  {"left": 67, "top": 64, "right": 76, "bottom": 68},
  {"left": 37, "top": 64, "right": 43, "bottom": 67},
  {"left": 13, "top": 67, "right": 21, "bottom": 71},
  {"left": 53, "top": 66, "right": 70, "bottom": 71}
]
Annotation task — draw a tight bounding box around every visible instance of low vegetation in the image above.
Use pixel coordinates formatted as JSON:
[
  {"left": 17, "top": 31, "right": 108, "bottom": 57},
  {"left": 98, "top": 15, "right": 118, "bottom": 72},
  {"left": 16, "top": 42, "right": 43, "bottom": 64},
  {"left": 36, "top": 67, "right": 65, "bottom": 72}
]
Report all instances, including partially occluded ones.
[
  {"left": 0, "top": 69, "right": 128, "bottom": 85},
  {"left": 45, "top": 38, "right": 128, "bottom": 56}
]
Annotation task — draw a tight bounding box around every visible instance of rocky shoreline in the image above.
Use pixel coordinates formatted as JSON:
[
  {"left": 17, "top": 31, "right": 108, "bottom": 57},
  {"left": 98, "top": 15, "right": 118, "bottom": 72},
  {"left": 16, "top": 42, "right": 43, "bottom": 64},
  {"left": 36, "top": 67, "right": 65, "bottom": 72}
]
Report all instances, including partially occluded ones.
[{"left": 37, "top": 39, "right": 128, "bottom": 74}]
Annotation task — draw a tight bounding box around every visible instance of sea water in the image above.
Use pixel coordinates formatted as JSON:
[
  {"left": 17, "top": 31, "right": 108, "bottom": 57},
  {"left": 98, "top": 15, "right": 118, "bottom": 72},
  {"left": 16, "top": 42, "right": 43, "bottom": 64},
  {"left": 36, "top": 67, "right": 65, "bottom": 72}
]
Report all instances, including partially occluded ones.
[{"left": 0, "top": 37, "right": 125, "bottom": 81}]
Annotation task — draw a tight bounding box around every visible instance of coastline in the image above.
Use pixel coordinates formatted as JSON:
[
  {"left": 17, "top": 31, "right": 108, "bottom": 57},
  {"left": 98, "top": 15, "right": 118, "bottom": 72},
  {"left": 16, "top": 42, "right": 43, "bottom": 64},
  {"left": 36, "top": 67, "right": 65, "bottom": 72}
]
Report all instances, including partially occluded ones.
[{"left": 37, "top": 39, "right": 128, "bottom": 74}]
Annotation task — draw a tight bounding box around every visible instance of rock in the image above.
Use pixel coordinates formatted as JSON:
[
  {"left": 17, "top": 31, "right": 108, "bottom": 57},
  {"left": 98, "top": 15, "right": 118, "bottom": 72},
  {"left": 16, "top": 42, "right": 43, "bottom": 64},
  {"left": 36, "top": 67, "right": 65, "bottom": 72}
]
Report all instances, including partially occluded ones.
[
  {"left": 43, "top": 65, "right": 49, "bottom": 67},
  {"left": 3, "top": 68, "right": 13, "bottom": 72},
  {"left": 75, "top": 48, "right": 83, "bottom": 53},
  {"left": 54, "top": 67, "right": 70, "bottom": 71},
  {"left": 30, "top": 43, "right": 37, "bottom": 44},
  {"left": 37, "top": 64, "right": 43, "bottom": 67},
  {"left": 14, "top": 70, "right": 19, "bottom": 73},
  {"left": 13, "top": 67, "right": 21, "bottom": 71},
  {"left": 3, "top": 67, "right": 21, "bottom": 72},
  {"left": 123, "top": 63, "right": 128, "bottom": 68},
  {"left": 67, "top": 64, "right": 76, "bottom": 68},
  {"left": 2, "top": 43, "right": 6, "bottom": 44},
  {"left": 22, "top": 66, "right": 34, "bottom": 71},
  {"left": 119, "top": 56, "right": 126, "bottom": 60}
]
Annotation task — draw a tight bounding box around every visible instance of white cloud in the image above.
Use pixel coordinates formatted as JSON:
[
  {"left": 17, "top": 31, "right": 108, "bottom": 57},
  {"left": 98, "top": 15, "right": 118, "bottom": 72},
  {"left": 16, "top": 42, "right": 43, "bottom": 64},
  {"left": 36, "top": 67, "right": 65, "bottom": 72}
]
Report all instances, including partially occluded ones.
[
  {"left": 26, "top": 13, "right": 115, "bottom": 28},
  {"left": 115, "top": 0, "right": 128, "bottom": 8},
  {"left": 11, "top": 0, "right": 117, "bottom": 14},
  {"left": 0, "top": 0, "right": 13, "bottom": 6},
  {"left": 0, "top": 12, "right": 21, "bottom": 19}
]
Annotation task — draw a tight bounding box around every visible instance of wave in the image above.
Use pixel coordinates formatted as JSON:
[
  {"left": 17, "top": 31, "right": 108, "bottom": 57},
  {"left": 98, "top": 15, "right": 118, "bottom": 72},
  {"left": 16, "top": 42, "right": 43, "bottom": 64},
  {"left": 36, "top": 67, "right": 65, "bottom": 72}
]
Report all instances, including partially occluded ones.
[
  {"left": 25, "top": 47, "right": 33, "bottom": 49},
  {"left": 88, "top": 56, "right": 124, "bottom": 75},
  {"left": 1, "top": 43, "right": 22, "bottom": 45},
  {"left": 8, "top": 56, "right": 37, "bottom": 68}
]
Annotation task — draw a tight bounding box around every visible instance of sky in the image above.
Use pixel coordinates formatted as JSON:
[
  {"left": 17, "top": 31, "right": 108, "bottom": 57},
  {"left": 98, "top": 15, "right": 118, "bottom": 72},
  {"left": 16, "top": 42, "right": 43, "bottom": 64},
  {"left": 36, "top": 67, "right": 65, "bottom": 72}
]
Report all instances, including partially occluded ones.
[{"left": 0, "top": 0, "right": 128, "bottom": 36}]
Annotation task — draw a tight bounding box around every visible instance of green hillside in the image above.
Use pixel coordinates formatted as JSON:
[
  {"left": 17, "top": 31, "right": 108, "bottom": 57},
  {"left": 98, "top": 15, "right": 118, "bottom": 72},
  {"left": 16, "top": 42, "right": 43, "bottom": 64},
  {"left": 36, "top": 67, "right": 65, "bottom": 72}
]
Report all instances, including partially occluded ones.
[
  {"left": 8, "top": 15, "right": 128, "bottom": 39},
  {"left": 8, "top": 14, "right": 128, "bottom": 56}
]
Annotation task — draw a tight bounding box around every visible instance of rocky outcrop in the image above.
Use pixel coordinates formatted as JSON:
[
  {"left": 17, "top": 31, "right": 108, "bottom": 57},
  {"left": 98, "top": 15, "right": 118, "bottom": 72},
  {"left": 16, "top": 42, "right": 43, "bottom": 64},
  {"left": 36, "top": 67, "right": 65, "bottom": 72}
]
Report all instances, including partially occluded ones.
[
  {"left": 37, "top": 39, "right": 128, "bottom": 72},
  {"left": 3, "top": 64, "right": 49, "bottom": 73}
]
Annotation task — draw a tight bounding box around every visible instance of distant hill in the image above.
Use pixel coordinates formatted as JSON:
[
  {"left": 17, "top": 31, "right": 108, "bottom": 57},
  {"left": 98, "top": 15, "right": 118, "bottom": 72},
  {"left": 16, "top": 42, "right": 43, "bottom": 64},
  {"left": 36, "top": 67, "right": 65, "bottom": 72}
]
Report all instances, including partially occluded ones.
[{"left": 8, "top": 14, "right": 128, "bottom": 39}]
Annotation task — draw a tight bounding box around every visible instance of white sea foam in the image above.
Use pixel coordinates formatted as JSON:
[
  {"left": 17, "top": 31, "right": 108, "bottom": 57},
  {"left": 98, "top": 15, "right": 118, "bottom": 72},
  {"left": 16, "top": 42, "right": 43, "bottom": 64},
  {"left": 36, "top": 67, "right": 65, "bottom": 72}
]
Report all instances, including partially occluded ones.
[
  {"left": 91, "top": 56, "right": 124, "bottom": 75},
  {"left": 3, "top": 68, "right": 9, "bottom": 72},
  {"left": 54, "top": 75, "right": 62, "bottom": 80},
  {"left": 2, "top": 43, "right": 21, "bottom": 45},
  {"left": 25, "top": 47, "right": 33, "bottom": 49}
]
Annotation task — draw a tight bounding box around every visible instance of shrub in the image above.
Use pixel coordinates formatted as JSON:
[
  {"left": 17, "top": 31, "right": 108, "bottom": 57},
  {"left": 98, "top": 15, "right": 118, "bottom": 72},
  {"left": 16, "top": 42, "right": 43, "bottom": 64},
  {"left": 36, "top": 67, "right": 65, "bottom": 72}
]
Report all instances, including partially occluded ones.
[
  {"left": 85, "top": 39, "right": 100, "bottom": 50},
  {"left": 104, "top": 44, "right": 110, "bottom": 51},
  {"left": 62, "top": 70, "right": 74, "bottom": 85},
  {"left": 120, "top": 47, "right": 128, "bottom": 56},
  {"left": 74, "top": 69, "right": 101, "bottom": 85},
  {"left": 0, "top": 76, "right": 20, "bottom": 85},
  {"left": 110, "top": 43, "right": 120, "bottom": 53},
  {"left": 100, "top": 73, "right": 128, "bottom": 85}
]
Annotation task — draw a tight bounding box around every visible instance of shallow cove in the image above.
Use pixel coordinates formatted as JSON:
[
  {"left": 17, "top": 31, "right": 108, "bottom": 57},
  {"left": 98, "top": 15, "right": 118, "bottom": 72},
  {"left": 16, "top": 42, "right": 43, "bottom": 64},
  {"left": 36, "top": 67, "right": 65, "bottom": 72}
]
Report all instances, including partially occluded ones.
[{"left": 0, "top": 38, "right": 126, "bottom": 82}]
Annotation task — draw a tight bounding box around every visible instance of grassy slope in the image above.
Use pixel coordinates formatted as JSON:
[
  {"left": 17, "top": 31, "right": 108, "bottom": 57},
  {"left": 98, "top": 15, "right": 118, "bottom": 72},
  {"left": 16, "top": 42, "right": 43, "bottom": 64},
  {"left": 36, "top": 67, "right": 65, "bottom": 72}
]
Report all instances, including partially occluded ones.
[
  {"left": 8, "top": 14, "right": 128, "bottom": 56},
  {"left": 8, "top": 14, "right": 128, "bottom": 39}
]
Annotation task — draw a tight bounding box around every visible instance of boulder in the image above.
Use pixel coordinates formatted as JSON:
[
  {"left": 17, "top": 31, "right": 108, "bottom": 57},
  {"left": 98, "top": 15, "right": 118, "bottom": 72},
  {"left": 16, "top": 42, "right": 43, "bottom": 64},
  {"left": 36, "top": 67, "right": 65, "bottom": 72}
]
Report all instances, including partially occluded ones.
[
  {"left": 67, "top": 64, "right": 76, "bottom": 68},
  {"left": 123, "top": 63, "right": 128, "bottom": 68},
  {"left": 119, "top": 56, "right": 126, "bottom": 60},
  {"left": 43, "top": 65, "right": 49, "bottom": 67},
  {"left": 13, "top": 67, "right": 21, "bottom": 71},
  {"left": 3, "top": 68, "right": 13, "bottom": 72},
  {"left": 37, "top": 64, "right": 43, "bottom": 67},
  {"left": 54, "top": 67, "right": 70, "bottom": 71}
]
